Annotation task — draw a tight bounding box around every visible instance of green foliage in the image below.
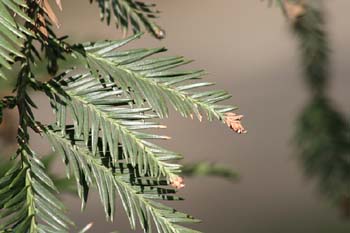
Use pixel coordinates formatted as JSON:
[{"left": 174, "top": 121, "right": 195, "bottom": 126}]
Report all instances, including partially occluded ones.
[
  {"left": 79, "top": 34, "right": 236, "bottom": 120},
  {"left": 276, "top": 0, "right": 350, "bottom": 217},
  {"left": 0, "top": 145, "right": 72, "bottom": 232},
  {"left": 296, "top": 97, "right": 350, "bottom": 203},
  {"left": 0, "top": 0, "right": 241, "bottom": 232},
  {"left": 90, "top": 0, "right": 165, "bottom": 39},
  {"left": 44, "top": 69, "right": 183, "bottom": 180},
  {"left": 182, "top": 162, "right": 238, "bottom": 182},
  {"left": 291, "top": 2, "right": 329, "bottom": 92},
  {"left": 0, "top": 0, "right": 33, "bottom": 79},
  {"left": 45, "top": 126, "right": 200, "bottom": 232},
  {"left": 0, "top": 153, "right": 76, "bottom": 195}
]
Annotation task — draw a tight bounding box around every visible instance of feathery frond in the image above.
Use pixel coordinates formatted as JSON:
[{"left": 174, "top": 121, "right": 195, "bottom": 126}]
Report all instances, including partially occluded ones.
[
  {"left": 0, "top": 145, "right": 73, "bottom": 232},
  {"left": 0, "top": 0, "right": 244, "bottom": 231},
  {"left": 76, "top": 34, "right": 236, "bottom": 120},
  {"left": 45, "top": 125, "right": 201, "bottom": 233},
  {"left": 90, "top": 0, "right": 165, "bottom": 39},
  {"left": 0, "top": 0, "right": 33, "bottom": 79},
  {"left": 43, "top": 69, "right": 183, "bottom": 180},
  {"left": 288, "top": 1, "right": 350, "bottom": 216},
  {"left": 291, "top": 1, "right": 329, "bottom": 91}
]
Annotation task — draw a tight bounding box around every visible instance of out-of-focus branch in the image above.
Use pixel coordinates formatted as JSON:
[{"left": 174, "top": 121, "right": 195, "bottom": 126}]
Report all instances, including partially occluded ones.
[{"left": 182, "top": 162, "right": 239, "bottom": 182}]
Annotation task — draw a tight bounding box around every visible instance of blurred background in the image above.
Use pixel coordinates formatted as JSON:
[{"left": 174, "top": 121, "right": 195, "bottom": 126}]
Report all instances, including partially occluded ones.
[{"left": 2, "top": 0, "right": 350, "bottom": 232}]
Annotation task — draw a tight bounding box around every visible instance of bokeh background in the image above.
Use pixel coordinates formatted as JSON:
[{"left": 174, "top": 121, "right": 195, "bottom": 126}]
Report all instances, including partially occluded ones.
[{"left": 2, "top": 1, "right": 350, "bottom": 232}]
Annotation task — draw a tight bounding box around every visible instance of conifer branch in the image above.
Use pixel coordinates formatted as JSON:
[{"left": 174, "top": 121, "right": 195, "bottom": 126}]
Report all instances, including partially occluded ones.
[
  {"left": 90, "top": 0, "right": 165, "bottom": 39},
  {"left": 44, "top": 125, "right": 201, "bottom": 233}
]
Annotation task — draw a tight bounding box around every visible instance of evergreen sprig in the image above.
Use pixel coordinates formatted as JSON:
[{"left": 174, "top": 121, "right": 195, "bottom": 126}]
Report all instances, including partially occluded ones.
[
  {"left": 271, "top": 0, "right": 350, "bottom": 217},
  {"left": 79, "top": 34, "right": 236, "bottom": 120},
  {"left": 45, "top": 125, "right": 200, "bottom": 233},
  {"left": 0, "top": 0, "right": 33, "bottom": 79},
  {"left": 90, "top": 0, "right": 165, "bottom": 39},
  {"left": 0, "top": 0, "right": 244, "bottom": 232},
  {"left": 0, "top": 144, "right": 73, "bottom": 232},
  {"left": 43, "top": 69, "right": 183, "bottom": 179}
]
